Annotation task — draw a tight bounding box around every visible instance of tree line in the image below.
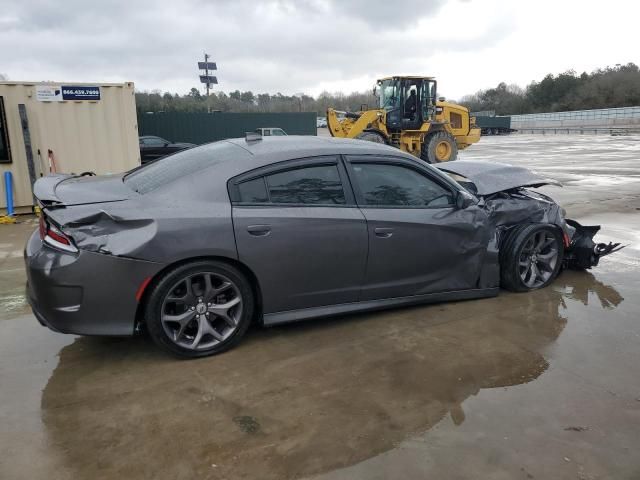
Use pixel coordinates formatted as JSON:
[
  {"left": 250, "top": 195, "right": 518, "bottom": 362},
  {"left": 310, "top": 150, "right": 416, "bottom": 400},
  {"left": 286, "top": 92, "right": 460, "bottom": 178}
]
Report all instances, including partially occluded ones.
[
  {"left": 459, "top": 63, "right": 640, "bottom": 115},
  {"left": 134, "top": 63, "right": 639, "bottom": 116},
  {"left": 136, "top": 88, "right": 377, "bottom": 116}
]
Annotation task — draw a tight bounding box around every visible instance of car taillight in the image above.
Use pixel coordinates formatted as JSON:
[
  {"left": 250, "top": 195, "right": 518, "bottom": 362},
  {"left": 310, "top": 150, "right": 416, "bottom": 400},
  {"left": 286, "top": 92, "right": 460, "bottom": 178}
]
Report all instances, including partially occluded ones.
[{"left": 40, "top": 216, "right": 78, "bottom": 253}]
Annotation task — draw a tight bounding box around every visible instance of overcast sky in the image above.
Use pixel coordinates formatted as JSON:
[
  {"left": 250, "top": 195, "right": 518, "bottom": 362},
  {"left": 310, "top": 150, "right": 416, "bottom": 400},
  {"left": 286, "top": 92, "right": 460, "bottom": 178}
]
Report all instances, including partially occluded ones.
[{"left": 1, "top": 0, "right": 638, "bottom": 100}]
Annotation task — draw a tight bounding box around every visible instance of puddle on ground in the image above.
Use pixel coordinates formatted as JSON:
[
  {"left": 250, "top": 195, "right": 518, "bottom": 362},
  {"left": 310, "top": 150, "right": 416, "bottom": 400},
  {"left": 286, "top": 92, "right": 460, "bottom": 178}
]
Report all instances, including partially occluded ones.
[{"left": 6, "top": 270, "right": 619, "bottom": 480}]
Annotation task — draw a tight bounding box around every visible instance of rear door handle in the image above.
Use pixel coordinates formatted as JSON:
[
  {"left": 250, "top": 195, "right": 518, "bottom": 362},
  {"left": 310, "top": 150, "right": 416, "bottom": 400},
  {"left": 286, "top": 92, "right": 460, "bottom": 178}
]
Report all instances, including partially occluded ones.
[
  {"left": 374, "top": 227, "right": 394, "bottom": 238},
  {"left": 247, "top": 224, "right": 271, "bottom": 236}
]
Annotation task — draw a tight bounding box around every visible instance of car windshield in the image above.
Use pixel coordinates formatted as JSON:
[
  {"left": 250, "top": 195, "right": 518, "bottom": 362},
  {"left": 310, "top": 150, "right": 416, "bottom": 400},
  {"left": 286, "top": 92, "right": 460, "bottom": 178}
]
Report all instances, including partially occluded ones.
[
  {"left": 125, "top": 142, "right": 232, "bottom": 194},
  {"left": 377, "top": 79, "right": 400, "bottom": 110}
]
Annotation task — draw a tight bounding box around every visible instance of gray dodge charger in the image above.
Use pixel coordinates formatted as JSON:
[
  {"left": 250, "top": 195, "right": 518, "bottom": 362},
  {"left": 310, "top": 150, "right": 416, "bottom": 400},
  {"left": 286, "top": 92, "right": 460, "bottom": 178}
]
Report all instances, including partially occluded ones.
[{"left": 25, "top": 136, "right": 619, "bottom": 357}]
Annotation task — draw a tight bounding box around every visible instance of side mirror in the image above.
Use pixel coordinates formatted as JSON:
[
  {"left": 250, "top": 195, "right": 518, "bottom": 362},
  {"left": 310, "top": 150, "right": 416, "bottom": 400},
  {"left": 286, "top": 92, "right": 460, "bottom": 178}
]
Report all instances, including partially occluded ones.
[
  {"left": 164, "top": 142, "right": 170, "bottom": 147},
  {"left": 455, "top": 190, "right": 476, "bottom": 209}
]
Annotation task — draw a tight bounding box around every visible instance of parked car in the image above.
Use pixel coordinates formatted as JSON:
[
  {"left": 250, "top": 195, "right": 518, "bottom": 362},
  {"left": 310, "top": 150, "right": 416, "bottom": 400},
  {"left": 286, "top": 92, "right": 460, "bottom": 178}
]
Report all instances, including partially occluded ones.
[
  {"left": 139, "top": 135, "right": 195, "bottom": 163},
  {"left": 255, "top": 127, "right": 287, "bottom": 136},
  {"left": 317, "top": 117, "right": 327, "bottom": 128},
  {"left": 26, "top": 136, "right": 619, "bottom": 358}
]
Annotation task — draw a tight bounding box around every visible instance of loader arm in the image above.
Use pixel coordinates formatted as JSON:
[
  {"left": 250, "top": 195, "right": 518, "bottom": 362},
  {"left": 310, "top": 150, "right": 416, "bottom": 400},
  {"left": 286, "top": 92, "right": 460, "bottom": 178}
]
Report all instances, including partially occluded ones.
[{"left": 327, "top": 108, "right": 387, "bottom": 139}]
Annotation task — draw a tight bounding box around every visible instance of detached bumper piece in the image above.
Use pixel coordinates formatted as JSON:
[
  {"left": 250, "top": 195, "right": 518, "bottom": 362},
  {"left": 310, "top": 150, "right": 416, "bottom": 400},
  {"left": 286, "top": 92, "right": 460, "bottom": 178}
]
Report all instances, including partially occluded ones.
[{"left": 564, "top": 219, "right": 624, "bottom": 269}]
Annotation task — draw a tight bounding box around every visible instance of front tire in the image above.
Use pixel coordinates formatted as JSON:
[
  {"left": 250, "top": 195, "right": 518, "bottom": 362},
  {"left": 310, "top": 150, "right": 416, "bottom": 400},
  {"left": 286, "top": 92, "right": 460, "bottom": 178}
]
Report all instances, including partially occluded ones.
[
  {"left": 145, "top": 260, "right": 254, "bottom": 358},
  {"left": 421, "top": 131, "right": 458, "bottom": 163},
  {"left": 500, "top": 224, "right": 564, "bottom": 292},
  {"left": 356, "top": 131, "right": 387, "bottom": 144}
]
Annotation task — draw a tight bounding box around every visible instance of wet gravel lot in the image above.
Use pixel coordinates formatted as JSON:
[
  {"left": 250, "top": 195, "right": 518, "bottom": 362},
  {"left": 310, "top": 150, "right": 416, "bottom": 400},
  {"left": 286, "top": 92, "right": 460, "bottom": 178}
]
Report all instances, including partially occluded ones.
[{"left": 1, "top": 134, "right": 639, "bottom": 480}]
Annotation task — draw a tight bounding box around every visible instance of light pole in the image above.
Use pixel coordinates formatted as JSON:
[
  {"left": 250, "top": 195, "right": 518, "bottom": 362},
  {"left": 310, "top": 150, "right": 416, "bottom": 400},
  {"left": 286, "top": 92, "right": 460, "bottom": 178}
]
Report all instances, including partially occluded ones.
[{"left": 198, "top": 53, "right": 218, "bottom": 113}]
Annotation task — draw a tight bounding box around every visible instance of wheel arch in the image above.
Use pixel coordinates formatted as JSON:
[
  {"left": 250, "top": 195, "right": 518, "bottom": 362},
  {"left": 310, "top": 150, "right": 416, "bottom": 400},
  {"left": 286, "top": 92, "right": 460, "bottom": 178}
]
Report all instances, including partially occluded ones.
[{"left": 134, "top": 255, "right": 264, "bottom": 332}]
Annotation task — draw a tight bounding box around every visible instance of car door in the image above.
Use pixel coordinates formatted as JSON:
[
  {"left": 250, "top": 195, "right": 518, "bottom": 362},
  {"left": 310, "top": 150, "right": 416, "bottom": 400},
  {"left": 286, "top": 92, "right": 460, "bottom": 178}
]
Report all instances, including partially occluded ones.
[
  {"left": 230, "top": 156, "right": 368, "bottom": 314},
  {"left": 345, "top": 156, "right": 490, "bottom": 301}
]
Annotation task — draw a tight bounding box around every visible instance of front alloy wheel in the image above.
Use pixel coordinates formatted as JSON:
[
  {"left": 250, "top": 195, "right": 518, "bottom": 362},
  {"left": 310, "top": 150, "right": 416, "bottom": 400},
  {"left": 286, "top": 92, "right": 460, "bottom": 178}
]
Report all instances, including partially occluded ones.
[
  {"left": 500, "top": 224, "right": 564, "bottom": 292},
  {"left": 518, "top": 230, "right": 560, "bottom": 288}
]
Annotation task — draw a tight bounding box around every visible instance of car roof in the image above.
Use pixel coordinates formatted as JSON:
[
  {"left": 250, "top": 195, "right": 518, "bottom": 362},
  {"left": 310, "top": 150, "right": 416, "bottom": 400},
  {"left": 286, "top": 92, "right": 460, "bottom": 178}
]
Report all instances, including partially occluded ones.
[
  {"left": 220, "top": 135, "right": 414, "bottom": 170},
  {"left": 128, "top": 136, "right": 434, "bottom": 201}
]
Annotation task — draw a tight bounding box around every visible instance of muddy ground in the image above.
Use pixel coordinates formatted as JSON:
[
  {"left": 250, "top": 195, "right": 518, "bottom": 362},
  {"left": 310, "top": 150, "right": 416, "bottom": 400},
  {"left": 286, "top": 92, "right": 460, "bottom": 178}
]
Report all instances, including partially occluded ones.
[{"left": 1, "top": 134, "right": 639, "bottom": 480}]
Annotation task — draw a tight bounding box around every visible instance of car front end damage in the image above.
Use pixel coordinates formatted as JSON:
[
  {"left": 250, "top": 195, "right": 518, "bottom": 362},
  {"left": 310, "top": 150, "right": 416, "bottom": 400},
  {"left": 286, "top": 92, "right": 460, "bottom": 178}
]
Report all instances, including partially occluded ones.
[
  {"left": 436, "top": 161, "right": 622, "bottom": 272},
  {"left": 563, "top": 219, "right": 622, "bottom": 269}
]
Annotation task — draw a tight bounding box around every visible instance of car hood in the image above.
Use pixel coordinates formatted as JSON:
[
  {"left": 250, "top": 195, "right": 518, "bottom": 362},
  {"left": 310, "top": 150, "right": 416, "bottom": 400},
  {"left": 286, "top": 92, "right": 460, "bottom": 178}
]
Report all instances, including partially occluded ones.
[
  {"left": 436, "top": 161, "right": 561, "bottom": 196},
  {"left": 34, "top": 174, "right": 133, "bottom": 207}
]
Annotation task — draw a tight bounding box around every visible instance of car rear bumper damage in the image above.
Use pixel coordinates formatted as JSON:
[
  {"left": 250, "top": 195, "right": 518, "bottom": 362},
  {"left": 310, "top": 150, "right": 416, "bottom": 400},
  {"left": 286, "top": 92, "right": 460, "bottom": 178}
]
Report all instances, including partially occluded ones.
[{"left": 24, "top": 230, "right": 162, "bottom": 336}]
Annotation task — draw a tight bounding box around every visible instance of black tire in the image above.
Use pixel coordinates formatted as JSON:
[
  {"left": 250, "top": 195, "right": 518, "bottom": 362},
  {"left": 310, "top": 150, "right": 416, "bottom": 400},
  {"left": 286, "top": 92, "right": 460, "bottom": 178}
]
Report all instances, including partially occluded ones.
[
  {"left": 356, "top": 131, "right": 387, "bottom": 144},
  {"left": 421, "top": 131, "right": 458, "bottom": 163},
  {"left": 145, "top": 260, "right": 254, "bottom": 358},
  {"left": 500, "top": 224, "right": 564, "bottom": 292}
]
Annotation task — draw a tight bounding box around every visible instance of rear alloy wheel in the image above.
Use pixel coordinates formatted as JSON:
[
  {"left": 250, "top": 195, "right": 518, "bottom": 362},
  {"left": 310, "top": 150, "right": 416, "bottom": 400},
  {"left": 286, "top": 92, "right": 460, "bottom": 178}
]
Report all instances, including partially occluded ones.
[
  {"left": 421, "top": 131, "right": 458, "bottom": 163},
  {"left": 145, "top": 261, "right": 254, "bottom": 358},
  {"left": 500, "top": 224, "right": 564, "bottom": 292}
]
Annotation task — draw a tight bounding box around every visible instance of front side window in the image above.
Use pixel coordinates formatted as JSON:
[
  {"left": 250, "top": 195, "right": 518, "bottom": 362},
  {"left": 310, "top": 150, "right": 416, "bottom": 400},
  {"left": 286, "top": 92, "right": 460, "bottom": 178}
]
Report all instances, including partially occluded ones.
[
  {"left": 266, "top": 165, "right": 346, "bottom": 205},
  {"left": 351, "top": 163, "right": 454, "bottom": 207},
  {"left": 0, "top": 97, "right": 11, "bottom": 163}
]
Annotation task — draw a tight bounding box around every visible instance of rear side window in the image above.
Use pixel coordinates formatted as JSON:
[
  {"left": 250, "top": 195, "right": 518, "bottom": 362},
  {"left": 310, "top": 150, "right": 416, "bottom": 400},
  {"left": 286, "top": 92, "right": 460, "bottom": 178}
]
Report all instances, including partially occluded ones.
[
  {"left": 238, "top": 178, "right": 268, "bottom": 203},
  {"left": 266, "top": 165, "right": 345, "bottom": 204},
  {"left": 236, "top": 164, "right": 346, "bottom": 205},
  {"left": 351, "top": 163, "right": 454, "bottom": 207},
  {"left": 125, "top": 142, "right": 235, "bottom": 194}
]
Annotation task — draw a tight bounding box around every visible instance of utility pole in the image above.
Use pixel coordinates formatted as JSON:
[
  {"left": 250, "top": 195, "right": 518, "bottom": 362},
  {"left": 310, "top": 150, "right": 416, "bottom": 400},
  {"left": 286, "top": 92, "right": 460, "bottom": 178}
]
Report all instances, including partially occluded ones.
[
  {"left": 204, "top": 53, "right": 210, "bottom": 99},
  {"left": 198, "top": 53, "right": 218, "bottom": 113}
]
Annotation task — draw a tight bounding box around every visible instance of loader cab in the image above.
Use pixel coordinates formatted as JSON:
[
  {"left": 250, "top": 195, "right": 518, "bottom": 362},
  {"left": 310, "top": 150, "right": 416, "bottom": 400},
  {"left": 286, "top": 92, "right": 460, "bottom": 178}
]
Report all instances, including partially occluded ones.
[{"left": 376, "top": 77, "right": 437, "bottom": 131}]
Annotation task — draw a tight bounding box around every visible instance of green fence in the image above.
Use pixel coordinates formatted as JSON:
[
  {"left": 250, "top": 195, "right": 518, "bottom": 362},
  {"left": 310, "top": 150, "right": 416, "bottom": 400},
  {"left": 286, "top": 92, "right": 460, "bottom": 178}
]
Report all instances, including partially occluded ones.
[{"left": 137, "top": 112, "right": 317, "bottom": 144}]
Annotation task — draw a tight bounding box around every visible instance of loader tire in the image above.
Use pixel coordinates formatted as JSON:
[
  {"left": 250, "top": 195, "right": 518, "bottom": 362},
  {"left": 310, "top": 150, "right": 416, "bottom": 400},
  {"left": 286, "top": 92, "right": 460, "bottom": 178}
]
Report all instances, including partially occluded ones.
[
  {"left": 421, "top": 131, "right": 458, "bottom": 163},
  {"left": 356, "top": 131, "right": 387, "bottom": 144}
]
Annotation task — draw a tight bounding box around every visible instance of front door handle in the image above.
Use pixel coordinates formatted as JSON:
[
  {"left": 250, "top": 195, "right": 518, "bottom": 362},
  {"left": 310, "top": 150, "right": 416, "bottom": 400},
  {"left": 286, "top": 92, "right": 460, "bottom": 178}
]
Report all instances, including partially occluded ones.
[
  {"left": 247, "top": 224, "right": 271, "bottom": 236},
  {"left": 374, "top": 227, "right": 394, "bottom": 238}
]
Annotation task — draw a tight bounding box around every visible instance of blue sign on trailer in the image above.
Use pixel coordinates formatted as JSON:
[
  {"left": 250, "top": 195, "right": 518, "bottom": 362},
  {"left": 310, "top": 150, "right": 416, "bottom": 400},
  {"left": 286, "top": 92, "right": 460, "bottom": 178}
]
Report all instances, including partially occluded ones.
[{"left": 61, "top": 86, "right": 101, "bottom": 101}]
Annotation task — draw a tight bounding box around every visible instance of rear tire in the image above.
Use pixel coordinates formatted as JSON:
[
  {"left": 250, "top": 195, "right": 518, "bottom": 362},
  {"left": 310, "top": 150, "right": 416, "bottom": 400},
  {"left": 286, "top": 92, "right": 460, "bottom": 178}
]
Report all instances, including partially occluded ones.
[
  {"left": 500, "top": 224, "right": 564, "bottom": 292},
  {"left": 145, "top": 260, "right": 254, "bottom": 358},
  {"left": 421, "top": 131, "right": 458, "bottom": 163}
]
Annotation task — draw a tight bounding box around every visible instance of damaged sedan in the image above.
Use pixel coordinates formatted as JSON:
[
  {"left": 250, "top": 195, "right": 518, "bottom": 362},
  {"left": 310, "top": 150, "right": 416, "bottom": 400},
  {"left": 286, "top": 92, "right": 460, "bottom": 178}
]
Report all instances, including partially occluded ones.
[{"left": 24, "top": 136, "right": 620, "bottom": 358}]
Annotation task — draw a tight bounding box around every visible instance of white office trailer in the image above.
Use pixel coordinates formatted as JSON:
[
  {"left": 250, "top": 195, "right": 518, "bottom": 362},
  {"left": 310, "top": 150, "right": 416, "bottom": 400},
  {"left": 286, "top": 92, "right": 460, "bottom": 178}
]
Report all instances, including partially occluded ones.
[{"left": 0, "top": 81, "right": 140, "bottom": 214}]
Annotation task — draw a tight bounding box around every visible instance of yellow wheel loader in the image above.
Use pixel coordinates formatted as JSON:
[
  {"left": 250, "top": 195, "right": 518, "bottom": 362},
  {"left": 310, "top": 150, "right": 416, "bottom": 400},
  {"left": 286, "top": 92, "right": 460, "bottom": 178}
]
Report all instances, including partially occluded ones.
[{"left": 327, "top": 76, "right": 481, "bottom": 163}]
